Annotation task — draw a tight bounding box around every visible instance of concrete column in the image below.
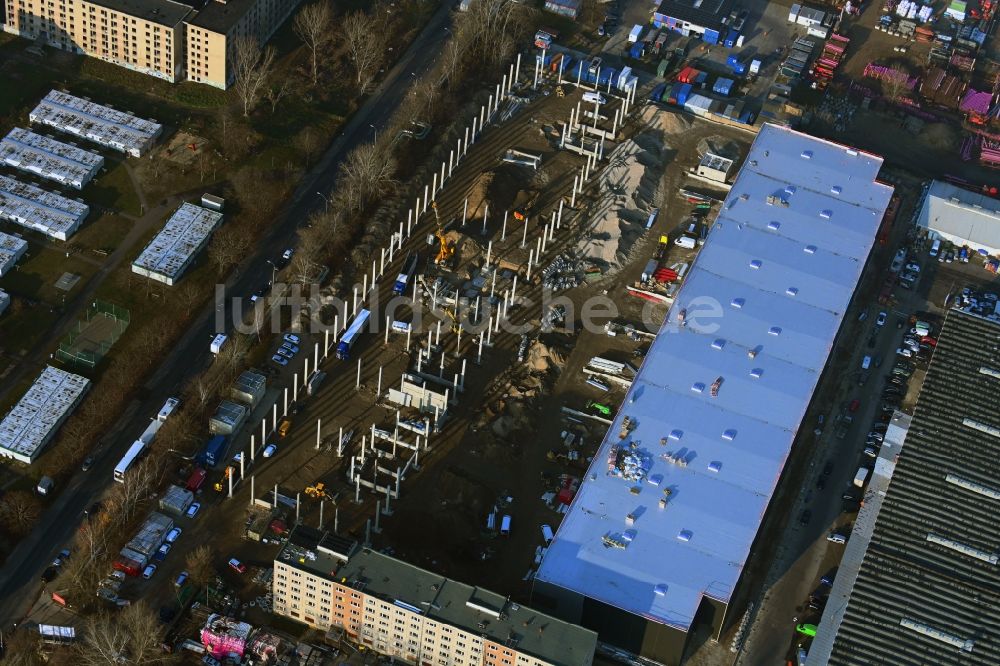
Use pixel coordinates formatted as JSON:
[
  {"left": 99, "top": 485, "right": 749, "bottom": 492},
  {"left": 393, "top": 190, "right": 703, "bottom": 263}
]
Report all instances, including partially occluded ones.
[
  {"left": 316, "top": 419, "right": 321, "bottom": 450},
  {"left": 356, "top": 358, "right": 362, "bottom": 389}
]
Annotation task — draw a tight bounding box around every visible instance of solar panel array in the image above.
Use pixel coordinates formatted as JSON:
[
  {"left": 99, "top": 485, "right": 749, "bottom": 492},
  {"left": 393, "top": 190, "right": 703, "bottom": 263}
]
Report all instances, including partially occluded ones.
[
  {"left": 828, "top": 309, "right": 1000, "bottom": 665},
  {"left": 29, "top": 90, "right": 162, "bottom": 157},
  {"left": 0, "top": 128, "right": 104, "bottom": 189}
]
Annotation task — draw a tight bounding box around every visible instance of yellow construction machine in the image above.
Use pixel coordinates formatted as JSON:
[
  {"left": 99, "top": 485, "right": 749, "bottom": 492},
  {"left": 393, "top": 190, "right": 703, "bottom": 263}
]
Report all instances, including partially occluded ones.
[{"left": 305, "top": 482, "right": 329, "bottom": 500}]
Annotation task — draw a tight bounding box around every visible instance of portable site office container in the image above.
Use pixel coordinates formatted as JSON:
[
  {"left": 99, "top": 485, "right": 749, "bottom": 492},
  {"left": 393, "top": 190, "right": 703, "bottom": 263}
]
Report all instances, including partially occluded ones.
[
  {"left": 629, "top": 25, "right": 644, "bottom": 43},
  {"left": 500, "top": 515, "right": 512, "bottom": 535}
]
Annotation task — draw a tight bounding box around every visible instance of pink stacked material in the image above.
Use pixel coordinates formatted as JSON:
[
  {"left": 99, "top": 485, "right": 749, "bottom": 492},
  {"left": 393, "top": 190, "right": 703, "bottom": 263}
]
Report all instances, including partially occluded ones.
[
  {"left": 981, "top": 137, "right": 1000, "bottom": 167},
  {"left": 201, "top": 614, "right": 252, "bottom": 659},
  {"left": 863, "top": 62, "right": 919, "bottom": 90},
  {"left": 960, "top": 89, "right": 993, "bottom": 115}
]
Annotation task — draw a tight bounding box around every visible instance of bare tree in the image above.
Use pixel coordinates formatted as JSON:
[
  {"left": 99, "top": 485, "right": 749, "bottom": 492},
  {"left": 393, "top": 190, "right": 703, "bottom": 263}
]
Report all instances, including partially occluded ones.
[
  {"left": 339, "top": 143, "right": 397, "bottom": 211},
  {"left": 111, "top": 458, "right": 158, "bottom": 525},
  {"left": 883, "top": 64, "right": 910, "bottom": 104},
  {"left": 342, "top": 11, "right": 384, "bottom": 93},
  {"left": 231, "top": 36, "right": 277, "bottom": 116},
  {"left": 2, "top": 628, "right": 44, "bottom": 666},
  {"left": 295, "top": 127, "right": 320, "bottom": 166},
  {"left": 460, "top": 0, "right": 526, "bottom": 68},
  {"left": 0, "top": 491, "right": 42, "bottom": 536},
  {"left": 208, "top": 227, "right": 251, "bottom": 275},
  {"left": 77, "top": 602, "right": 171, "bottom": 666},
  {"left": 185, "top": 544, "right": 216, "bottom": 588},
  {"left": 265, "top": 77, "right": 292, "bottom": 114},
  {"left": 294, "top": 1, "right": 333, "bottom": 85}
]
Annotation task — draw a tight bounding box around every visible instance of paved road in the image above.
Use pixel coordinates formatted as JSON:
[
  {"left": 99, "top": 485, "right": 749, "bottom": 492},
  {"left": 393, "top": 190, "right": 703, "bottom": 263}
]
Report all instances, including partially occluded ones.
[{"left": 0, "top": 1, "right": 455, "bottom": 627}]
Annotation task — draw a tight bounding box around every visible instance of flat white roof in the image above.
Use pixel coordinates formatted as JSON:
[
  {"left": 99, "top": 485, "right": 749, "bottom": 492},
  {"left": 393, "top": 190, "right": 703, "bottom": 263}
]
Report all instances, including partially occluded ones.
[
  {"left": 0, "top": 366, "right": 90, "bottom": 463},
  {"left": 131, "top": 202, "right": 223, "bottom": 283},
  {"left": 0, "top": 174, "right": 89, "bottom": 241},
  {"left": 535, "top": 124, "right": 893, "bottom": 631},
  {"left": 0, "top": 128, "right": 104, "bottom": 189},
  {"left": 29, "top": 90, "right": 162, "bottom": 156},
  {"left": 917, "top": 180, "right": 1000, "bottom": 254},
  {"left": 0, "top": 231, "right": 29, "bottom": 277}
]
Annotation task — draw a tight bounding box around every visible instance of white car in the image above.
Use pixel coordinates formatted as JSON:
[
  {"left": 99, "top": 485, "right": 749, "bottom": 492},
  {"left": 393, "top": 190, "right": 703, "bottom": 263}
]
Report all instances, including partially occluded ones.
[
  {"left": 875, "top": 311, "right": 887, "bottom": 327},
  {"left": 827, "top": 533, "right": 847, "bottom": 544},
  {"left": 282, "top": 248, "right": 294, "bottom": 262},
  {"left": 896, "top": 347, "right": 913, "bottom": 358},
  {"left": 165, "top": 527, "right": 182, "bottom": 544},
  {"left": 904, "top": 262, "right": 920, "bottom": 273},
  {"left": 142, "top": 564, "right": 157, "bottom": 580},
  {"left": 283, "top": 333, "right": 301, "bottom": 345},
  {"left": 263, "top": 444, "right": 277, "bottom": 458},
  {"left": 186, "top": 502, "right": 201, "bottom": 519}
]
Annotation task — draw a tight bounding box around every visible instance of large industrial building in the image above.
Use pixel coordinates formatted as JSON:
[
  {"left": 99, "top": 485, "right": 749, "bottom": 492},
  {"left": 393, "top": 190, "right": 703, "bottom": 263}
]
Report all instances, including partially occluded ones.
[
  {"left": 273, "top": 527, "right": 598, "bottom": 666},
  {"left": 0, "top": 366, "right": 91, "bottom": 464},
  {"left": 533, "top": 124, "right": 894, "bottom": 665},
  {"left": 0, "top": 173, "right": 90, "bottom": 241},
  {"left": 0, "top": 230, "right": 29, "bottom": 278},
  {"left": 4, "top": 0, "right": 305, "bottom": 89},
  {"left": 811, "top": 307, "right": 1000, "bottom": 665},
  {"left": 131, "top": 202, "right": 223, "bottom": 285},
  {"left": 916, "top": 180, "right": 1000, "bottom": 256},
  {"left": 652, "top": 0, "right": 735, "bottom": 44},
  {"left": 0, "top": 127, "right": 104, "bottom": 189},
  {"left": 29, "top": 91, "right": 162, "bottom": 158}
]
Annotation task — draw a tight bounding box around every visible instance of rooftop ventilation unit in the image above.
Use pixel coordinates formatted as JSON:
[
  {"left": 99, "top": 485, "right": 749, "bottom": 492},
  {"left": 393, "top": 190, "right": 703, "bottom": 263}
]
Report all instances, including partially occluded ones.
[
  {"left": 944, "top": 473, "right": 1000, "bottom": 500},
  {"left": 749, "top": 259, "right": 762, "bottom": 269},
  {"left": 767, "top": 221, "right": 781, "bottom": 231},
  {"left": 962, "top": 418, "right": 1000, "bottom": 438},
  {"left": 786, "top": 287, "right": 799, "bottom": 296},
  {"left": 804, "top": 245, "right": 817, "bottom": 254},
  {"left": 926, "top": 533, "right": 999, "bottom": 564},
  {"left": 899, "top": 618, "right": 974, "bottom": 652}
]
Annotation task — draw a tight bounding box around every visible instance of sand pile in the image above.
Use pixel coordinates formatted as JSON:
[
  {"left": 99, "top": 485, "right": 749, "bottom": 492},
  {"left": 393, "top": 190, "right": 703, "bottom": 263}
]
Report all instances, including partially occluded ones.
[
  {"left": 638, "top": 104, "right": 692, "bottom": 135},
  {"left": 465, "top": 165, "right": 533, "bottom": 221},
  {"left": 526, "top": 339, "right": 566, "bottom": 373},
  {"left": 575, "top": 134, "right": 666, "bottom": 271}
]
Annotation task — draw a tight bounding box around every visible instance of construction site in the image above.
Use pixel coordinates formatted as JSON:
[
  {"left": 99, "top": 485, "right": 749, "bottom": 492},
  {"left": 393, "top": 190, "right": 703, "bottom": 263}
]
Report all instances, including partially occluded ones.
[{"left": 183, "top": 55, "right": 755, "bottom": 645}]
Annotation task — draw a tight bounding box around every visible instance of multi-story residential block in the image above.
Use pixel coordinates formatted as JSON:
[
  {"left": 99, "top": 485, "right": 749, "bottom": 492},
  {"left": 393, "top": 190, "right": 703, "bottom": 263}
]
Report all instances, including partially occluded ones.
[
  {"left": 273, "top": 527, "right": 597, "bottom": 666},
  {"left": 2, "top": 0, "right": 303, "bottom": 88}
]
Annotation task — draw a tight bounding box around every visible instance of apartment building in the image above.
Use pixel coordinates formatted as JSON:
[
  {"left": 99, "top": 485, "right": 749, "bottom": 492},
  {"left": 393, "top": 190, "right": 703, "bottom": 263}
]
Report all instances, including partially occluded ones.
[
  {"left": 273, "top": 527, "right": 597, "bottom": 666},
  {"left": 2, "top": 0, "right": 303, "bottom": 88},
  {"left": 2, "top": 0, "right": 190, "bottom": 81},
  {"left": 185, "top": 0, "right": 303, "bottom": 88}
]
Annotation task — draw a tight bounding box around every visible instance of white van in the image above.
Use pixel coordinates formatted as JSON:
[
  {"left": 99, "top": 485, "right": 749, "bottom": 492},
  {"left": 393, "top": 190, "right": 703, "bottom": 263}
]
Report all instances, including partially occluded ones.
[
  {"left": 541, "top": 524, "right": 554, "bottom": 544},
  {"left": 582, "top": 91, "right": 606, "bottom": 105},
  {"left": 861, "top": 355, "right": 872, "bottom": 370},
  {"left": 929, "top": 238, "right": 941, "bottom": 258},
  {"left": 500, "top": 515, "right": 512, "bottom": 536}
]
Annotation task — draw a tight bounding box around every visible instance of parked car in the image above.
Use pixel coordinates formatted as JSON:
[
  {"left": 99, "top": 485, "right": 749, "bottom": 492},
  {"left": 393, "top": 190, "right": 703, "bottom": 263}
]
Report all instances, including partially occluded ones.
[
  {"left": 896, "top": 347, "right": 913, "bottom": 358},
  {"left": 52, "top": 549, "right": 70, "bottom": 568},
  {"left": 848, "top": 399, "right": 860, "bottom": 412},
  {"left": 820, "top": 569, "right": 838, "bottom": 586},
  {"left": 186, "top": 502, "right": 201, "bottom": 519},
  {"left": 154, "top": 543, "right": 171, "bottom": 561},
  {"left": 174, "top": 571, "right": 189, "bottom": 588},
  {"left": 81, "top": 456, "right": 94, "bottom": 471},
  {"left": 263, "top": 444, "right": 277, "bottom": 458},
  {"left": 228, "top": 558, "right": 248, "bottom": 574},
  {"left": 276, "top": 347, "right": 294, "bottom": 359},
  {"left": 165, "top": 527, "right": 182, "bottom": 544},
  {"left": 281, "top": 342, "right": 299, "bottom": 355},
  {"left": 143, "top": 564, "right": 157, "bottom": 580},
  {"left": 283, "top": 333, "right": 301, "bottom": 345},
  {"left": 827, "top": 532, "right": 848, "bottom": 544},
  {"left": 272, "top": 354, "right": 289, "bottom": 366},
  {"left": 867, "top": 432, "right": 884, "bottom": 442},
  {"left": 875, "top": 311, "right": 887, "bottom": 326},
  {"left": 864, "top": 446, "right": 878, "bottom": 458}
]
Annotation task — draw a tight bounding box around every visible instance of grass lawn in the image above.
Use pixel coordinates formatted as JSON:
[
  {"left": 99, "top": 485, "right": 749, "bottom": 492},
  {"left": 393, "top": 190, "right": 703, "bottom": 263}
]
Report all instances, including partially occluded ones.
[
  {"left": 0, "top": 304, "right": 59, "bottom": 363},
  {"left": 0, "top": 243, "right": 98, "bottom": 305},
  {"left": 70, "top": 212, "right": 135, "bottom": 256},
  {"left": 88, "top": 161, "right": 142, "bottom": 216}
]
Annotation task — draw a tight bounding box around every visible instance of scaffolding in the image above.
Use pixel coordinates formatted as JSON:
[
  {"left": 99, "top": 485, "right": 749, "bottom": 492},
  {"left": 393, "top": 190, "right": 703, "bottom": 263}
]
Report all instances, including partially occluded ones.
[
  {"left": 29, "top": 90, "right": 162, "bottom": 157},
  {"left": 131, "top": 202, "right": 224, "bottom": 285},
  {"left": 0, "top": 366, "right": 90, "bottom": 464},
  {"left": 0, "top": 128, "right": 104, "bottom": 189},
  {"left": 0, "top": 174, "right": 89, "bottom": 240}
]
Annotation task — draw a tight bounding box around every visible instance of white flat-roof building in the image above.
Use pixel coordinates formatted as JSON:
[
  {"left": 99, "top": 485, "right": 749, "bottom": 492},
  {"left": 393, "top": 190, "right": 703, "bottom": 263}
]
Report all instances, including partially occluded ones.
[
  {"left": 0, "top": 231, "right": 29, "bottom": 277},
  {"left": 0, "top": 128, "right": 104, "bottom": 189},
  {"left": 916, "top": 180, "right": 1000, "bottom": 256},
  {"left": 0, "top": 174, "right": 89, "bottom": 241},
  {"left": 29, "top": 90, "right": 162, "bottom": 158},
  {"left": 131, "top": 202, "right": 223, "bottom": 286},
  {"left": 0, "top": 366, "right": 91, "bottom": 464},
  {"left": 534, "top": 124, "right": 893, "bottom": 666}
]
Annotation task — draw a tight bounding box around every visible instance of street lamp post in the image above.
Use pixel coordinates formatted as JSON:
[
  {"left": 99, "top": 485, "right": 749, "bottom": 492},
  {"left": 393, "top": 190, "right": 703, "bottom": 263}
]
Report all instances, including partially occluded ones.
[
  {"left": 369, "top": 124, "right": 378, "bottom": 144},
  {"left": 316, "top": 191, "right": 330, "bottom": 215}
]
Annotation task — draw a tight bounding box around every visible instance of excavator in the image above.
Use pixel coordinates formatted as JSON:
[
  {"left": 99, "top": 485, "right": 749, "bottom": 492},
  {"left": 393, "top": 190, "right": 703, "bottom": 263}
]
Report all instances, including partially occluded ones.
[
  {"left": 305, "top": 482, "right": 329, "bottom": 500},
  {"left": 431, "top": 201, "right": 457, "bottom": 267}
]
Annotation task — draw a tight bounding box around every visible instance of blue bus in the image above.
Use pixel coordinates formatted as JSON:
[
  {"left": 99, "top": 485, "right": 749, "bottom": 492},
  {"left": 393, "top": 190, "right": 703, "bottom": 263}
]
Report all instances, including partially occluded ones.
[
  {"left": 337, "top": 309, "right": 371, "bottom": 360},
  {"left": 393, "top": 253, "right": 419, "bottom": 296}
]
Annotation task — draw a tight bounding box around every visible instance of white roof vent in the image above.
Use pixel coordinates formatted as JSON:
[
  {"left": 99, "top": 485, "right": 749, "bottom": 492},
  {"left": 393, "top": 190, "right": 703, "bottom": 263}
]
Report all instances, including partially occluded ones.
[
  {"left": 708, "top": 461, "right": 722, "bottom": 473},
  {"left": 731, "top": 298, "right": 745, "bottom": 309},
  {"left": 750, "top": 368, "right": 763, "bottom": 378},
  {"left": 786, "top": 287, "right": 799, "bottom": 296},
  {"left": 749, "top": 259, "right": 762, "bottom": 270},
  {"left": 711, "top": 338, "right": 726, "bottom": 350},
  {"left": 831, "top": 185, "right": 842, "bottom": 195},
  {"left": 722, "top": 429, "right": 737, "bottom": 441},
  {"left": 800, "top": 150, "right": 813, "bottom": 159},
  {"left": 669, "top": 429, "right": 683, "bottom": 440},
  {"left": 767, "top": 221, "right": 781, "bottom": 231},
  {"left": 784, "top": 185, "right": 796, "bottom": 196},
  {"left": 768, "top": 326, "right": 782, "bottom": 336},
  {"left": 654, "top": 584, "right": 668, "bottom": 596},
  {"left": 692, "top": 382, "right": 705, "bottom": 393},
  {"left": 677, "top": 530, "right": 692, "bottom": 542},
  {"left": 804, "top": 245, "right": 817, "bottom": 254},
  {"left": 820, "top": 210, "right": 832, "bottom": 219}
]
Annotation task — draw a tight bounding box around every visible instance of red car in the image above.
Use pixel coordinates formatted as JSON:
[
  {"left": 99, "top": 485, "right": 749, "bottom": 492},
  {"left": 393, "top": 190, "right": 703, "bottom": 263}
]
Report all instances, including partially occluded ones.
[
  {"left": 921, "top": 336, "right": 937, "bottom": 347},
  {"left": 228, "top": 558, "right": 247, "bottom": 574},
  {"left": 848, "top": 399, "right": 861, "bottom": 413}
]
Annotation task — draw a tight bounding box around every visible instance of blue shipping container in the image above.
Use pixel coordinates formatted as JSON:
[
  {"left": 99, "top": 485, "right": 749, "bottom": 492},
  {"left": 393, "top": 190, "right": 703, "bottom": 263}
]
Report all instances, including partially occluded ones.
[
  {"left": 703, "top": 28, "right": 720, "bottom": 45},
  {"left": 200, "top": 435, "right": 228, "bottom": 467},
  {"left": 630, "top": 42, "right": 644, "bottom": 59},
  {"left": 677, "top": 82, "right": 693, "bottom": 105},
  {"left": 724, "top": 29, "right": 739, "bottom": 48},
  {"left": 650, "top": 82, "right": 667, "bottom": 102}
]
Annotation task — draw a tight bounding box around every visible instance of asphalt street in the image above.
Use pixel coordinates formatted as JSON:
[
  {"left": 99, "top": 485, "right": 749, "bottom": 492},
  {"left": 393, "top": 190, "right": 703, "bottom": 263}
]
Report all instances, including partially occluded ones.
[{"left": 0, "top": 1, "right": 455, "bottom": 627}]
